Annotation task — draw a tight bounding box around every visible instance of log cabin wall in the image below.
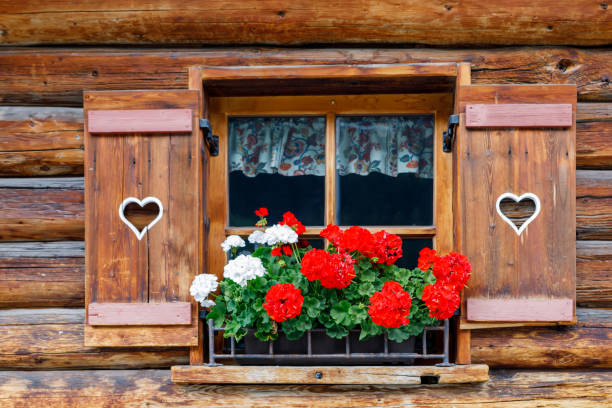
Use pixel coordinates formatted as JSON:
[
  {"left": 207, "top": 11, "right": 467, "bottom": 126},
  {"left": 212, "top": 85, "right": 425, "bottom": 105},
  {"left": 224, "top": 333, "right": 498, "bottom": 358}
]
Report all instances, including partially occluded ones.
[{"left": 0, "top": 1, "right": 611, "bottom": 406}]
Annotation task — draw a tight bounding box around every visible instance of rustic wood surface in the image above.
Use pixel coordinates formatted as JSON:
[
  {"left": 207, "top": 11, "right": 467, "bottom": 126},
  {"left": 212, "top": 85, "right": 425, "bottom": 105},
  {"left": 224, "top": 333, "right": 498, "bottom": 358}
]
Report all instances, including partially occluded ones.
[
  {"left": 0, "top": 369, "right": 609, "bottom": 407},
  {"left": 471, "top": 309, "right": 612, "bottom": 368},
  {"left": 171, "top": 364, "right": 489, "bottom": 385},
  {"left": 0, "top": 307, "right": 607, "bottom": 369},
  {"left": 84, "top": 90, "right": 201, "bottom": 347},
  {"left": 576, "top": 241, "right": 612, "bottom": 307},
  {"left": 456, "top": 85, "right": 576, "bottom": 322},
  {"left": 0, "top": 47, "right": 611, "bottom": 106},
  {"left": 1, "top": 1, "right": 611, "bottom": 46},
  {"left": 0, "top": 309, "right": 188, "bottom": 369}
]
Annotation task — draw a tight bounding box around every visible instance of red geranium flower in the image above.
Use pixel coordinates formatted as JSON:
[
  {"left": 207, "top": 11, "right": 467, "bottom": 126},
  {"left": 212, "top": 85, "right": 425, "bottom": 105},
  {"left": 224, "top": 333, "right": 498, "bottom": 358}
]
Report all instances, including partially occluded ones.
[
  {"left": 445, "top": 252, "right": 471, "bottom": 290},
  {"left": 301, "top": 249, "right": 330, "bottom": 282},
  {"left": 418, "top": 247, "right": 437, "bottom": 271},
  {"left": 271, "top": 247, "right": 282, "bottom": 257},
  {"left": 322, "top": 252, "right": 356, "bottom": 289},
  {"left": 263, "top": 283, "right": 304, "bottom": 322},
  {"left": 300, "top": 249, "right": 355, "bottom": 289},
  {"left": 271, "top": 244, "right": 293, "bottom": 257},
  {"left": 255, "top": 207, "right": 269, "bottom": 217},
  {"left": 282, "top": 244, "right": 293, "bottom": 256},
  {"left": 432, "top": 255, "right": 451, "bottom": 282},
  {"left": 368, "top": 281, "right": 412, "bottom": 328},
  {"left": 280, "top": 211, "right": 306, "bottom": 235},
  {"left": 372, "top": 230, "right": 403, "bottom": 265},
  {"left": 321, "top": 224, "right": 343, "bottom": 247},
  {"left": 339, "top": 226, "right": 374, "bottom": 256},
  {"left": 421, "top": 283, "right": 461, "bottom": 320}
]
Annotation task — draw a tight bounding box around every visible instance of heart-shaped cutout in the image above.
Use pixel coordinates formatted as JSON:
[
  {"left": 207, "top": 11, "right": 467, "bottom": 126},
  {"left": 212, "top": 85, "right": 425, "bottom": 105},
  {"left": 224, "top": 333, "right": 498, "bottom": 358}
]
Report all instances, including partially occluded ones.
[
  {"left": 495, "top": 192, "right": 541, "bottom": 236},
  {"left": 118, "top": 197, "right": 163, "bottom": 240}
]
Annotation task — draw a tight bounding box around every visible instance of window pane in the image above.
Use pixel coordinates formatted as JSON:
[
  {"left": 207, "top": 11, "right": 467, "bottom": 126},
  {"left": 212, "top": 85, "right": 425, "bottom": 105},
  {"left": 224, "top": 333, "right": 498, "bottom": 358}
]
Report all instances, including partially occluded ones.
[
  {"left": 336, "top": 115, "right": 434, "bottom": 226},
  {"left": 228, "top": 116, "right": 326, "bottom": 226},
  {"left": 396, "top": 239, "right": 433, "bottom": 269}
]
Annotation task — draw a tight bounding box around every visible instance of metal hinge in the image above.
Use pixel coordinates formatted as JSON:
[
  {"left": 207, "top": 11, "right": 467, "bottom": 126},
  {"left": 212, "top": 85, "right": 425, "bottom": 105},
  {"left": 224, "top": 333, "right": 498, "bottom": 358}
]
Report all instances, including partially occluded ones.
[
  {"left": 199, "top": 119, "right": 219, "bottom": 157},
  {"left": 442, "top": 114, "right": 460, "bottom": 153}
]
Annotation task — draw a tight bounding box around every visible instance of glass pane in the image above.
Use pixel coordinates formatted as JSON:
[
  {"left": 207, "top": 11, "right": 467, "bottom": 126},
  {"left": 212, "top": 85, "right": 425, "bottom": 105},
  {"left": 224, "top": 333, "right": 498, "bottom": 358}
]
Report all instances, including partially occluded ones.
[
  {"left": 336, "top": 115, "right": 434, "bottom": 226},
  {"left": 228, "top": 116, "right": 326, "bottom": 226},
  {"left": 396, "top": 238, "right": 433, "bottom": 269}
]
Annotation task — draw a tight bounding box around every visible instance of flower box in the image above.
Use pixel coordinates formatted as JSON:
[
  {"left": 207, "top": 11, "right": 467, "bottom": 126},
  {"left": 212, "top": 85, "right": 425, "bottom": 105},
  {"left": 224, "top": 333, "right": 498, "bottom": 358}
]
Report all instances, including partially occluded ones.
[{"left": 191, "top": 208, "right": 470, "bottom": 367}]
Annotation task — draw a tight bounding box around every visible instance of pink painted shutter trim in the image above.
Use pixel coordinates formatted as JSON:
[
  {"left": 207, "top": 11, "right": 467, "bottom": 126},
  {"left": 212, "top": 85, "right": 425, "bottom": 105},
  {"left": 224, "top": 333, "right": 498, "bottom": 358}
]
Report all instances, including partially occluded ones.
[
  {"left": 466, "top": 104, "right": 572, "bottom": 128},
  {"left": 466, "top": 298, "right": 573, "bottom": 322},
  {"left": 88, "top": 109, "right": 193, "bottom": 133},
  {"left": 88, "top": 302, "right": 192, "bottom": 325}
]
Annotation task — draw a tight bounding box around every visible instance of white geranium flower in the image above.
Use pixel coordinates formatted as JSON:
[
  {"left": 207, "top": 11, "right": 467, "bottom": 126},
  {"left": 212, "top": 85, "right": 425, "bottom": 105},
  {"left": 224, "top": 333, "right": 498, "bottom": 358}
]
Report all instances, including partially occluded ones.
[
  {"left": 264, "top": 224, "right": 298, "bottom": 246},
  {"left": 221, "top": 235, "right": 246, "bottom": 252},
  {"left": 248, "top": 230, "right": 267, "bottom": 245},
  {"left": 189, "top": 273, "right": 218, "bottom": 308},
  {"left": 223, "top": 254, "right": 267, "bottom": 287}
]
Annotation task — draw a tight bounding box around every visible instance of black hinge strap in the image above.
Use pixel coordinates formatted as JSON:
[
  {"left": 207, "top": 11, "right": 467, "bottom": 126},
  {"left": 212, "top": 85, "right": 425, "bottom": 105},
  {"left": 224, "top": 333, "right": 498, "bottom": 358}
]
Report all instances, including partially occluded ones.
[
  {"left": 199, "top": 119, "right": 219, "bottom": 156},
  {"left": 442, "top": 114, "right": 460, "bottom": 153}
]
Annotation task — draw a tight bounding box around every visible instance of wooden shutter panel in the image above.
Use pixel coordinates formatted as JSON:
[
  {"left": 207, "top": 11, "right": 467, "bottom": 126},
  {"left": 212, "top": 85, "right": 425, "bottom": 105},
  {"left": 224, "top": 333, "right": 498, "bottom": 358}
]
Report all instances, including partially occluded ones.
[
  {"left": 455, "top": 84, "right": 576, "bottom": 324},
  {"left": 84, "top": 90, "right": 202, "bottom": 347}
]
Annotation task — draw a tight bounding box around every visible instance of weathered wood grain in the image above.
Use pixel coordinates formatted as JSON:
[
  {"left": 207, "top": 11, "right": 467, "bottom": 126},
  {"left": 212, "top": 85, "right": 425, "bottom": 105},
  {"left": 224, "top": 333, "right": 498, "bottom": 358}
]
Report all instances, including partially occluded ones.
[
  {"left": 171, "top": 364, "right": 489, "bottom": 385},
  {"left": 576, "top": 241, "right": 612, "bottom": 307},
  {"left": 0, "top": 47, "right": 611, "bottom": 106},
  {"left": 1, "top": 1, "right": 611, "bottom": 46},
  {"left": 0, "top": 369, "right": 609, "bottom": 407},
  {"left": 0, "top": 308, "right": 189, "bottom": 369},
  {"left": 576, "top": 121, "right": 612, "bottom": 169},
  {"left": 471, "top": 309, "right": 612, "bottom": 368},
  {"left": 0, "top": 187, "right": 83, "bottom": 241},
  {"left": 0, "top": 107, "right": 83, "bottom": 176},
  {"left": 577, "top": 170, "right": 612, "bottom": 240}
]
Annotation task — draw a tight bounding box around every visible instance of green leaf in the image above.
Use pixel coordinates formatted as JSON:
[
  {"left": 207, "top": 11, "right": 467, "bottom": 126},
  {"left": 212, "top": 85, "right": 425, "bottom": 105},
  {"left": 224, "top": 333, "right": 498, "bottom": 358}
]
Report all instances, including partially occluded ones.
[
  {"left": 359, "top": 268, "right": 377, "bottom": 283},
  {"left": 330, "top": 300, "right": 352, "bottom": 326},
  {"left": 326, "top": 325, "right": 348, "bottom": 339},
  {"left": 206, "top": 301, "right": 226, "bottom": 328},
  {"left": 387, "top": 326, "right": 413, "bottom": 343},
  {"left": 349, "top": 305, "right": 368, "bottom": 325},
  {"left": 357, "top": 282, "right": 376, "bottom": 297}
]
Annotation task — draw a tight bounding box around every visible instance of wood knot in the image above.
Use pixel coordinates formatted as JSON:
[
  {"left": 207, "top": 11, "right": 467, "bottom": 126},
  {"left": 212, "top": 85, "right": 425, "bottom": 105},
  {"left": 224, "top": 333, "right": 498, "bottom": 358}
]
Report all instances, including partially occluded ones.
[
  {"left": 556, "top": 59, "right": 573, "bottom": 73},
  {"left": 444, "top": 5, "right": 452, "bottom": 10},
  {"left": 277, "top": 11, "right": 286, "bottom": 17},
  {"left": 601, "top": 2, "right": 608, "bottom": 10}
]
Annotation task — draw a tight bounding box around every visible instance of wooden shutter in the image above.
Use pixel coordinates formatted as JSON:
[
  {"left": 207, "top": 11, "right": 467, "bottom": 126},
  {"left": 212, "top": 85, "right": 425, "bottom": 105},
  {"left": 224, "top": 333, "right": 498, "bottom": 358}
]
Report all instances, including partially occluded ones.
[
  {"left": 455, "top": 85, "right": 576, "bottom": 324},
  {"left": 83, "top": 90, "right": 202, "bottom": 347}
]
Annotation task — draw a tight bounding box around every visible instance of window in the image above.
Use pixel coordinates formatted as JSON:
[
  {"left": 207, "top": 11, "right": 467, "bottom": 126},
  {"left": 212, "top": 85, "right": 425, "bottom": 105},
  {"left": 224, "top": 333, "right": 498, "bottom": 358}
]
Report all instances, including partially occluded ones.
[{"left": 207, "top": 93, "right": 453, "bottom": 283}]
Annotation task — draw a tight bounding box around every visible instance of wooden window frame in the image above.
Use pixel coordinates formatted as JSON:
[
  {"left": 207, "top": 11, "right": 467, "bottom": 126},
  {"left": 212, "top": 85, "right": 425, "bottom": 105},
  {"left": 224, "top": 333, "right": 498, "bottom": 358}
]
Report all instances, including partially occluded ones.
[{"left": 180, "top": 64, "right": 488, "bottom": 382}]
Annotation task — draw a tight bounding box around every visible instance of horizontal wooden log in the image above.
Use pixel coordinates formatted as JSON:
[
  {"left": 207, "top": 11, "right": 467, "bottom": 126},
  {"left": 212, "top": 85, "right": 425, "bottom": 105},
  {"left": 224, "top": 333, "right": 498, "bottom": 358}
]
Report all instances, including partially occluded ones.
[
  {"left": 0, "top": 107, "right": 83, "bottom": 176},
  {"left": 0, "top": 47, "right": 611, "bottom": 107},
  {"left": 1, "top": 1, "right": 612, "bottom": 46},
  {"left": 576, "top": 241, "right": 612, "bottom": 307},
  {"left": 0, "top": 308, "right": 188, "bottom": 369},
  {"left": 0, "top": 369, "right": 610, "bottom": 407},
  {"left": 576, "top": 170, "right": 612, "bottom": 240},
  {"left": 0, "top": 187, "right": 83, "bottom": 241},
  {"left": 471, "top": 309, "right": 612, "bottom": 368}
]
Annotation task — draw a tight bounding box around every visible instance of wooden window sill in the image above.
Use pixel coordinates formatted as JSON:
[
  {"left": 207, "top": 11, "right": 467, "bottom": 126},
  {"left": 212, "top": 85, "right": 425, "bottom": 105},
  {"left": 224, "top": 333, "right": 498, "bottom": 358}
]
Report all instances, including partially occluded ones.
[{"left": 170, "top": 364, "right": 489, "bottom": 385}]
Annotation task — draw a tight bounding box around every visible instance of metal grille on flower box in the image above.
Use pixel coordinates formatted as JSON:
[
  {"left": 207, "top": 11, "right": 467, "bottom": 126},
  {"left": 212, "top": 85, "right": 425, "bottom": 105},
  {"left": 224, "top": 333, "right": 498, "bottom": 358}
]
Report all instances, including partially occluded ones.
[{"left": 204, "top": 316, "right": 450, "bottom": 366}]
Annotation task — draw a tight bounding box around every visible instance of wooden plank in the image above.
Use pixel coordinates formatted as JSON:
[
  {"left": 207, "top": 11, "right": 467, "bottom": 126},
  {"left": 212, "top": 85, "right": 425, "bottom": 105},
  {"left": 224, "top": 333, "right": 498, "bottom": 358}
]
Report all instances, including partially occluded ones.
[
  {"left": 1, "top": 1, "right": 612, "bottom": 46},
  {"left": 576, "top": 121, "right": 612, "bottom": 169},
  {"left": 88, "top": 109, "right": 192, "bottom": 133},
  {"left": 467, "top": 298, "right": 574, "bottom": 322},
  {"left": 465, "top": 104, "right": 573, "bottom": 128},
  {"left": 0, "top": 308, "right": 83, "bottom": 325},
  {"left": 88, "top": 302, "right": 191, "bottom": 325},
  {"left": 1, "top": 47, "right": 611, "bottom": 106},
  {"left": 0, "top": 177, "right": 83, "bottom": 189},
  {"left": 0, "top": 369, "right": 610, "bottom": 407},
  {"left": 171, "top": 365, "right": 489, "bottom": 385}
]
